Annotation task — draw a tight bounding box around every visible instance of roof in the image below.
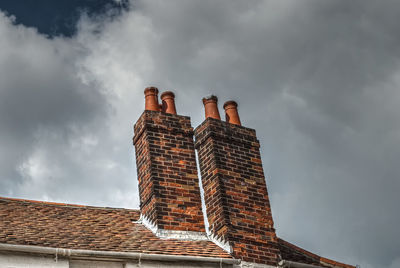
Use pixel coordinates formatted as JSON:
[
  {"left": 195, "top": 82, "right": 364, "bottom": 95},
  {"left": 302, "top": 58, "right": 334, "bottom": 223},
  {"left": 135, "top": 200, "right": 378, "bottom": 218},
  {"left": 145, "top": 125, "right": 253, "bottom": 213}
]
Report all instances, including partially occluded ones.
[
  {"left": 277, "top": 238, "right": 355, "bottom": 268},
  {"left": 0, "top": 196, "right": 355, "bottom": 267},
  {"left": 0, "top": 196, "right": 231, "bottom": 258}
]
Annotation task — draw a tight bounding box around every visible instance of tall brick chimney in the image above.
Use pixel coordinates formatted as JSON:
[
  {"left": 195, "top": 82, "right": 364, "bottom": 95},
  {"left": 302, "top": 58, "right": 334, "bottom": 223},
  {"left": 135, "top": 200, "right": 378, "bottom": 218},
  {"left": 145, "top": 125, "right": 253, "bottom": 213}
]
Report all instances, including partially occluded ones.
[
  {"left": 133, "top": 87, "right": 205, "bottom": 235},
  {"left": 194, "top": 97, "right": 280, "bottom": 265}
]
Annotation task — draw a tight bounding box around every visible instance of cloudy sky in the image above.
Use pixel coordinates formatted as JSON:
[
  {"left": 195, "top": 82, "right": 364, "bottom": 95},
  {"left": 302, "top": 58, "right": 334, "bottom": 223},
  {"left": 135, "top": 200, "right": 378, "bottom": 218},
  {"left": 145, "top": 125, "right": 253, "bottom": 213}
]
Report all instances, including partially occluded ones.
[{"left": 0, "top": 1, "right": 399, "bottom": 267}]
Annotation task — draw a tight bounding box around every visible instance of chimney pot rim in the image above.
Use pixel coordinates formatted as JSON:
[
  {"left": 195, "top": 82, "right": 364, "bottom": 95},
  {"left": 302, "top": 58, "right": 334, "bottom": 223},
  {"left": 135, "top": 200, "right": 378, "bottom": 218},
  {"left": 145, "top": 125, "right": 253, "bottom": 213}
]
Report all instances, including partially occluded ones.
[
  {"left": 223, "top": 100, "right": 238, "bottom": 109},
  {"left": 202, "top": 95, "right": 218, "bottom": 104},
  {"left": 144, "top": 87, "right": 159, "bottom": 95},
  {"left": 160, "top": 91, "right": 175, "bottom": 99}
]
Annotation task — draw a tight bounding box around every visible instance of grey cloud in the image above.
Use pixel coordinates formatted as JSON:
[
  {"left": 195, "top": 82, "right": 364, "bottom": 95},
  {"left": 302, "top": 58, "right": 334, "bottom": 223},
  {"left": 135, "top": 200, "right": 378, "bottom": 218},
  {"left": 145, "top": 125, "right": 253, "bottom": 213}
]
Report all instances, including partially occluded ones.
[
  {"left": 1, "top": 1, "right": 400, "bottom": 268},
  {"left": 124, "top": 1, "right": 399, "bottom": 267},
  {"left": 0, "top": 12, "right": 118, "bottom": 203}
]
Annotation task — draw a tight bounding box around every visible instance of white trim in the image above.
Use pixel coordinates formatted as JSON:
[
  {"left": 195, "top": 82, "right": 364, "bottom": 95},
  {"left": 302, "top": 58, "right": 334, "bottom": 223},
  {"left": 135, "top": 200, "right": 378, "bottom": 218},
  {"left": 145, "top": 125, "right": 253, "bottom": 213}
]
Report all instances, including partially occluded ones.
[
  {"left": 136, "top": 214, "right": 158, "bottom": 234},
  {"left": 0, "top": 243, "right": 240, "bottom": 264},
  {"left": 136, "top": 214, "right": 232, "bottom": 253},
  {"left": 136, "top": 214, "right": 208, "bottom": 240},
  {"left": 239, "top": 261, "right": 277, "bottom": 268},
  {"left": 207, "top": 232, "right": 232, "bottom": 253}
]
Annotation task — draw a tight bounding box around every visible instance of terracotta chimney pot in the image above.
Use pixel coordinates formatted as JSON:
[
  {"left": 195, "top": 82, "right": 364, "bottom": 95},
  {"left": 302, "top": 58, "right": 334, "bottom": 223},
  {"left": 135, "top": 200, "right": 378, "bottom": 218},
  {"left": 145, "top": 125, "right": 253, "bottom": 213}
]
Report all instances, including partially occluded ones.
[
  {"left": 202, "top": 95, "right": 221, "bottom": 120},
  {"left": 160, "top": 91, "right": 177, "bottom": 115},
  {"left": 144, "top": 87, "right": 160, "bottom": 111},
  {"left": 223, "top": 100, "right": 241, "bottom": 126}
]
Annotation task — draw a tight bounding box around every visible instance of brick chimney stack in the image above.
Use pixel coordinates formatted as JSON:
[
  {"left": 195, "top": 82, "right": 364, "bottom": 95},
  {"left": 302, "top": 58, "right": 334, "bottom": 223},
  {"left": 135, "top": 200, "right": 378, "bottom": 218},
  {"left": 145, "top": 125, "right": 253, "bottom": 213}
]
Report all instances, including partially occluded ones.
[
  {"left": 195, "top": 98, "right": 280, "bottom": 265},
  {"left": 133, "top": 88, "right": 205, "bottom": 234}
]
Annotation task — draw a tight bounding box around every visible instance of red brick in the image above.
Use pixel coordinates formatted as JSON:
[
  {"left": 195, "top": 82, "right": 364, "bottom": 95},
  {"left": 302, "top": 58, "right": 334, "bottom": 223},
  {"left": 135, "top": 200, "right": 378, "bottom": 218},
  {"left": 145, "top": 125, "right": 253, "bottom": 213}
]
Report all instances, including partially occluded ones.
[
  {"left": 194, "top": 118, "right": 280, "bottom": 266},
  {"left": 133, "top": 111, "right": 205, "bottom": 232}
]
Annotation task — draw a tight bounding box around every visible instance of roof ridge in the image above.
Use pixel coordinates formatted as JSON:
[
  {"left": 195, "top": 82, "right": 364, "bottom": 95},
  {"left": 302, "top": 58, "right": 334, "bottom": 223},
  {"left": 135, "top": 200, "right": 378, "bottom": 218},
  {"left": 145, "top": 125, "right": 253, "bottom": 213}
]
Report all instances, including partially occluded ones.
[{"left": 0, "top": 196, "right": 140, "bottom": 211}]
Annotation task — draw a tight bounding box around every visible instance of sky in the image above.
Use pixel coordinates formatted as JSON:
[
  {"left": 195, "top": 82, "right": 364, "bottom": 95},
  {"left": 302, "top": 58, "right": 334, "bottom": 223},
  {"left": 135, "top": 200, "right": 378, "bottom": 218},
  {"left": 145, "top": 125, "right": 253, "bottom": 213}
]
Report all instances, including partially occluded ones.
[{"left": 0, "top": 1, "right": 399, "bottom": 268}]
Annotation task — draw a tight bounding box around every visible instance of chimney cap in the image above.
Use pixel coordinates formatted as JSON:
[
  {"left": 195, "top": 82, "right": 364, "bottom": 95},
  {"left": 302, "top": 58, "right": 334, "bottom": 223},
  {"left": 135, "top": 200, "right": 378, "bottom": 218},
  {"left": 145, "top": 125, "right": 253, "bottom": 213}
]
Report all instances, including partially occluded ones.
[
  {"left": 160, "top": 91, "right": 175, "bottom": 99},
  {"left": 223, "top": 100, "right": 238, "bottom": 109},
  {"left": 144, "top": 87, "right": 159, "bottom": 95},
  {"left": 202, "top": 95, "right": 218, "bottom": 104}
]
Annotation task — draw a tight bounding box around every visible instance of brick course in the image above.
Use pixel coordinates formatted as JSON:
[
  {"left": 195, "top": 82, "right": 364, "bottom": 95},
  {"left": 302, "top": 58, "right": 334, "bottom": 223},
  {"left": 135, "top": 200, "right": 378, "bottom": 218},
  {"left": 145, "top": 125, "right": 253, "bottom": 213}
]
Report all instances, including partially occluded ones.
[
  {"left": 133, "top": 110, "right": 205, "bottom": 232},
  {"left": 194, "top": 118, "right": 280, "bottom": 265}
]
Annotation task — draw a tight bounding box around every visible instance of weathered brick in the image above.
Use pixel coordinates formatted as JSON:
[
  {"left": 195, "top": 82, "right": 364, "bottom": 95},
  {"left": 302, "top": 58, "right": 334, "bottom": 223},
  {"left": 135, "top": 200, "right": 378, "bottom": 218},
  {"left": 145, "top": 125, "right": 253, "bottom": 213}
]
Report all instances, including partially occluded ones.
[
  {"left": 133, "top": 111, "right": 205, "bottom": 232},
  {"left": 194, "top": 118, "right": 280, "bottom": 266}
]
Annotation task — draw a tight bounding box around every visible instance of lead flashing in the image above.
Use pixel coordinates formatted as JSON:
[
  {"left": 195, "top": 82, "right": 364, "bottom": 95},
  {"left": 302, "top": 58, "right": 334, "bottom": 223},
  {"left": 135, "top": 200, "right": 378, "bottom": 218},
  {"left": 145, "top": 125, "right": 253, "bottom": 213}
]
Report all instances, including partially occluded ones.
[{"left": 137, "top": 214, "right": 232, "bottom": 253}]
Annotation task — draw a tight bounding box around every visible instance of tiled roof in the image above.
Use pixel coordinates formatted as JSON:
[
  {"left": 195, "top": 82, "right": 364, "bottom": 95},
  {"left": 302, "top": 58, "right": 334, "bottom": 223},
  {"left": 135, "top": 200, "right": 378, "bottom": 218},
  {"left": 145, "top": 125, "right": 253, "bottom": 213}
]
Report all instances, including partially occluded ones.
[
  {"left": 0, "top": 196, "right": 355, "bottom": 267},
  {"left": 277, "top": 238, "right": 355, "bottom": 268},
  {"left": 0, "top": 197, "right": 231, "bottom": 258}
]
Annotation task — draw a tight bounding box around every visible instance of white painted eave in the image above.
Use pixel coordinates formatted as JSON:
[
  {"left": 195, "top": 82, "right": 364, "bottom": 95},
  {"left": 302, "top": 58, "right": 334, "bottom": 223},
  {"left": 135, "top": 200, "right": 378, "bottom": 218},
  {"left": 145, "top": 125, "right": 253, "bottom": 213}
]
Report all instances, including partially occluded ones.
[{"left": 0, "top": 243, "right": 240, "bottom": 265}]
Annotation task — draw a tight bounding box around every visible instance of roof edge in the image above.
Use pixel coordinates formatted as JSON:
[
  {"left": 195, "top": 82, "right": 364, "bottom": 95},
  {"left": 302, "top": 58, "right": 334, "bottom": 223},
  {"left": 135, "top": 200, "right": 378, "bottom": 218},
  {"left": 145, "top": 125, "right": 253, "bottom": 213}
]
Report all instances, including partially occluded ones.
[
  {"left": 0, "top": 243, "right": 239, "bottom": 264},
  {"left": 278, "top": 238, "right": 356, "bottom": 268}
]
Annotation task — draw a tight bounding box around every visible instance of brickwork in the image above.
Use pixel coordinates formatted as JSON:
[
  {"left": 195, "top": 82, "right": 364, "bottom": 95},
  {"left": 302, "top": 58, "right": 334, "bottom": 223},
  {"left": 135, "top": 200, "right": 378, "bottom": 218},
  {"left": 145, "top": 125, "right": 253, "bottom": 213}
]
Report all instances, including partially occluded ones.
[
  {"left": 133, "top": 110, "right": 205, "bottom": 232},
  {"left": 194, "top": 118, "right": 280, "bottom": 265}
]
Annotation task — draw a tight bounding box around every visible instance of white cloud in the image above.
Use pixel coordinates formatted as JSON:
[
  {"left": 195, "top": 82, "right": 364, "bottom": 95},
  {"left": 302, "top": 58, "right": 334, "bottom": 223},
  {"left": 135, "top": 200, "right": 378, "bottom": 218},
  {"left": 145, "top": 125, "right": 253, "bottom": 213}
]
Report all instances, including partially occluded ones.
[{"left": 1, "top": 1, "right": 400, "bottom": 267}]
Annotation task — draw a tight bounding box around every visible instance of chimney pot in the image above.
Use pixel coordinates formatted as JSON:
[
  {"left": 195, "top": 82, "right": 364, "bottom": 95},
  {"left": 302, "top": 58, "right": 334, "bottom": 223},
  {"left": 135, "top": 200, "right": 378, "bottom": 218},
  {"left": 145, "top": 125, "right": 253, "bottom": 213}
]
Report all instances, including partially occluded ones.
[
  {"left": 144, "top": 87, "right": 160, "bottom": 111},
  {"left": 202, "top": 95, "right": 221, "bottom": 120},
  {"left": 160, "top": 91, "right": 177, "bottom": 115},
  {"left": 223, "top": 100, "right": 241, "bottom": 126}
]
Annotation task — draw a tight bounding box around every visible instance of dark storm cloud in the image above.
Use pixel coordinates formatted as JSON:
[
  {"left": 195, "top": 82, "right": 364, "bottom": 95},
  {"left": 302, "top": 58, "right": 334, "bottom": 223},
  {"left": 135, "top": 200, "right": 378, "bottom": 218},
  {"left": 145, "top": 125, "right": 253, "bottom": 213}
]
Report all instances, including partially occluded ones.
[
  {"left": 0, "top": 0, "right": 128, "bottom": 37},
  {"left": 0, "top": 1, "right": 399, "bottom": 267}
]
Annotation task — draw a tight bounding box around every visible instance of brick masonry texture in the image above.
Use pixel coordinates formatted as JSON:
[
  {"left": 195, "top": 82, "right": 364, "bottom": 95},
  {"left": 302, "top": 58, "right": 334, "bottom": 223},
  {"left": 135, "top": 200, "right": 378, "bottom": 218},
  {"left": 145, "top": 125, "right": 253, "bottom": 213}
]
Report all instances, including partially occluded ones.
[
  {"left": 194, "top": 118, "right": 280, "bottom": 266},
  {"left": 133, "top": 110, "right": 205, "bottom": 232}
]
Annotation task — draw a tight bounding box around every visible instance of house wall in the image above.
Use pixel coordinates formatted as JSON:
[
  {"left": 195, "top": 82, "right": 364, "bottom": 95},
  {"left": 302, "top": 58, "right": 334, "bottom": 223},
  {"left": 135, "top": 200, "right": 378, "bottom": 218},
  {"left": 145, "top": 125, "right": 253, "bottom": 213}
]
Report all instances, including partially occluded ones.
[
  {"left": 71, "top": 259, "right": 124, "bottom": 268},
  {"left": 0, "top": 252, "right": 69, "bottom": 268},
  {"left": 0, "top": 252, "right": 241, "bottom": 268}
]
